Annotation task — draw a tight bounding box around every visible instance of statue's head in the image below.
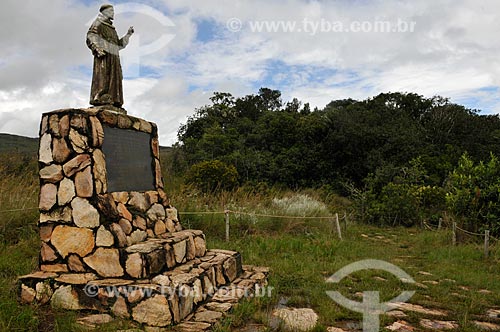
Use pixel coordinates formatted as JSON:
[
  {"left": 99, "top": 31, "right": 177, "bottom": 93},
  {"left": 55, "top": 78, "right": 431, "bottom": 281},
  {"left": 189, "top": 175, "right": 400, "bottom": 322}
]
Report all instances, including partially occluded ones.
[{"left": 100, "top": 4, "right": 114, "bottom": 20}]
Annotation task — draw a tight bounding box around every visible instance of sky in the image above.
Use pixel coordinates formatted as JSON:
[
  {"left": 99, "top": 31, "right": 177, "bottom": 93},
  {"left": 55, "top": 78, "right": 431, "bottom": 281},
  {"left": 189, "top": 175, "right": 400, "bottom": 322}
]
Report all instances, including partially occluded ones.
[{"left": 1, "top": 0, "right": 500, "bottom": 145}]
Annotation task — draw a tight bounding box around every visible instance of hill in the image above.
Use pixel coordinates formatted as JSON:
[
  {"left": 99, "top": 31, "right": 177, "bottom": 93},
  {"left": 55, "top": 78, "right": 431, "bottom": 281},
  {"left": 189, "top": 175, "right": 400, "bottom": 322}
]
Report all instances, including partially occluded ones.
[{"left": 0, "top": 133, "right": 38, "bottom": 155}]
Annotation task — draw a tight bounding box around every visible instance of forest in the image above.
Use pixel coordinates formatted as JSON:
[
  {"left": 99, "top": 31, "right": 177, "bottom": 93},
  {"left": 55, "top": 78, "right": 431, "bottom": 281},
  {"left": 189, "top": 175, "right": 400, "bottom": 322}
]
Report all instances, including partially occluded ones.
[{"left": 171, "top": 88, "right": 500, "bottom": 234}]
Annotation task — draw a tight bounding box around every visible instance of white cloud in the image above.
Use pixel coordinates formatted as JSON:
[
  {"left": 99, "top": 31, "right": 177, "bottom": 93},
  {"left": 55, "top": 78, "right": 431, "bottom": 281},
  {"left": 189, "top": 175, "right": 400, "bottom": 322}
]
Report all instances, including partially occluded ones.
[{"left": 1, "top": 0, "right": 500, "bottom": 145}]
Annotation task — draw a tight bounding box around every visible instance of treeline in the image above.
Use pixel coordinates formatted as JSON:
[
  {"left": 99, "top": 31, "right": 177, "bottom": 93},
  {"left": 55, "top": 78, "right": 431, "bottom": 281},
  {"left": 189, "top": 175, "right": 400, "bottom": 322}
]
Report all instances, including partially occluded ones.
[{"left": 172, "top": 88, "right": 500, "bottom": 234}]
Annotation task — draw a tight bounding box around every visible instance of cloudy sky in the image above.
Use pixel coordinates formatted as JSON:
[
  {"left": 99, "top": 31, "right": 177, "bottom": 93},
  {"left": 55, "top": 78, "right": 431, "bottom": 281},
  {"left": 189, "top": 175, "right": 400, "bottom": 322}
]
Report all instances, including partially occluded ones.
[{"left": 1, "top": 0, "right": 500, "bottom": 145}]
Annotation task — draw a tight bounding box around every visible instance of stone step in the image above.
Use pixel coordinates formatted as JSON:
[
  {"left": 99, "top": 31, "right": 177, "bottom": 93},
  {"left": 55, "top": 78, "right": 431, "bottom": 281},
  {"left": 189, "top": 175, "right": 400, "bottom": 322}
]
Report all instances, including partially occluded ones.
[
  {"left": 121, "top": 230, "right": 207, "bottom": 279},
  {"left": 19, "top": 250, "right": 268, "bottom": 329},
  {"left": 38, "top": 229, "right": 208, "bottom": 279}
]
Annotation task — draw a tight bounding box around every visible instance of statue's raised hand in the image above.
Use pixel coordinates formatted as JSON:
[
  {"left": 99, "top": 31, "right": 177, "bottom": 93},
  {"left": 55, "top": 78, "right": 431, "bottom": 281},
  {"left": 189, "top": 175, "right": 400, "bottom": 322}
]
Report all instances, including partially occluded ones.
[{"left": 128, "top": 26, "right": 135, "bottom": 35}]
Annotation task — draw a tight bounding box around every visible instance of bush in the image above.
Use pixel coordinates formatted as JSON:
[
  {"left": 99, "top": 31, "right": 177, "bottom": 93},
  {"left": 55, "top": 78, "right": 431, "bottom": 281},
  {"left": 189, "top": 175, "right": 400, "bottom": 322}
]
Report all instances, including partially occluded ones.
[
  {"left": 185, "top": 160, "right": 238, "bottom": 193},
  {"left": 445, "top": 153, "right": 500, "bottom": 235}
]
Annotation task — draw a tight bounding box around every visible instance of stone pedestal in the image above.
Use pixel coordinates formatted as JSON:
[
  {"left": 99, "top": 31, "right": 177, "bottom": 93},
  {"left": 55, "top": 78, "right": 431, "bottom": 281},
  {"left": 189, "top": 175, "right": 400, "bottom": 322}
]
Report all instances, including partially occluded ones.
[{"left": 19, "top": 107, "right": 268, "bottom": 330}]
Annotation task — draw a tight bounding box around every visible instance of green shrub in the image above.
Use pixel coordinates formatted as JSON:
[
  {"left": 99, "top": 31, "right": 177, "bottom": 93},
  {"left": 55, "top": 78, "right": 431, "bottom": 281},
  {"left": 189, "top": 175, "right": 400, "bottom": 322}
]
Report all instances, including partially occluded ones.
[
  {"left": 445, "top": 153, "right": 500, "bottom": 235},
  {"left": 185, "top": 160, "right": 238, "bottom": 193}
]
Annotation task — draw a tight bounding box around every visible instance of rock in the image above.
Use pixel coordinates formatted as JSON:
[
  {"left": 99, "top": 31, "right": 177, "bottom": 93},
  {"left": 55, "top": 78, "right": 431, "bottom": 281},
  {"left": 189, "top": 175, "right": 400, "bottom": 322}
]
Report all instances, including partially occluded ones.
[
  {"left": 51, "top": 285, "right": 82, "bottom": 310},
  {"left": 487, "top": 309, "right": 500, "bottom": 318},
  {"left": 390, "top": 302, "right": 447, "bottom": 316},
  {"left": 194, "top": 310, "right": 223, "bottom": 323},
  {"left": 110, "top": 223, "right": 128, "bottom": 247},
  {"left": 119, "top": 218, "right": 133, "bottom": 235},
  {"left": 39, "top": 133, "right": 53, "bottom": 164},
  {"left": 139, "top": 119, "right": 152, "bottom": 133},
  {"left": 473, "top": 321, "right": 500, "bottom": 331},
  {"left": 176, "top": 322, "right": 211, "bottom": 331},
  {"left": 84, "top": 248, "right": 124, "bottom": 277},
  {"left": 194, "top": 236, "right": 206, "bottom": 257},
  {"left": 165, "top": 219, "right": 176, "bottom": 233},
  {"left": 68, "top": 254, "right": 86, "bottom": 272},
  {"left": 133, "top": 216, "right": 147, "bottom": 230},
  {"left": 147, "top": 249, "right": 166, "bottom": 275},
  {"left": 39, "top": 164, "right": 63, "bottom": 183},
  {"left": 223, "top": 257, "right": 238, "bottom": 282},
  {"left": 75, "top": 166, "right": 93, "bottom": 198},
  {"left": 419, "top": 319, "right": 458, "bottom": 330},
  {"left": 173, "top": 240, "right": 186, "bottom": 263},
  {"left": 132, "top": 295, "right": 172, "bottom": 327},
  {"left": 112, "top": 192, "right": 129, "bottom": 204},
  {"left": 90, "top": 116, "right": 104, "bottom": 147},
  {"left": 71, "top": 197, "right": 99, "bottom": 228},
  {"left": 59, "top": 115, "right": 70, "bottom": 137},
  {"left": 40, "top": 206, "right": 72, "bottom": 223},
  {"left": 386, "top": 310, "right": 407, "bottom": 318},
  {"left": 35, "top": 282, "right": 53, "bottom": 304},
  {"left": 70, "top": 113, "right": 87, "bottom": 130},
  {"left": 386, "top": 320, "right": 415, "bottom": 331},
  {"left": 58, "top": 177, "right": 75, "bottom": 205},
  {"left": 127, "top": 289, "right": 144, "bottom": 303},
  {"left": 98, "top": 111, "right": 117, "bottom": 126},
  {"left": 63, "top": 154, "right": 91, "bottom": 177},
  {"left": 40, "top": 115, "right": 49, "bottom": 135},
  {"left": 154, "top": 220, "right": 167, "bottom": 236},
  {"left": 193, "top": 279, "right": 203, "bottom": 304},
  {"left": 205, "top": 302, "right": 232, "bottom": 313},
  {"left": 53, "top": 138, "right": 71, "bottom": 163},
  {"left": 112, "top": 296, "right": 129, "bottom": 318},
  {"left": 178, "top": 285, "right": 194, "bottom": 319},
  {"left": 55, "top": 273, "right": 97, "bottom": 284},
  {"left": 166, "top": 207, "right": 178, "bottom": 222},
  {"left": 39, "top": 224, "right": 54, "bottom": 242},
  {"left": 20, "top": 284, "right": 36, "bottom": 304},
  {"left": 69, "top": 128, "right": 88, "bottom": 153},
  {"left": 129, "top": 192, "right": 149, "bottom": 212},
  {"left": 165, "top": 244, "right": 176, "bottom": 268},
  {"left": 41, "top": 243, "right": 58, "bottom": 262},
  {"left": 51, "top": 225, "right": 95, "bottom": 258},
  {"left": 127, "top": 229, "right": 147, "bottom": 246},
  {"left": 185, "top": 236, "right": 196, "bottom": 261},
  {"left": 272, "top": 308, "right": 318, "bottom": 332},
  {"left": 155, "top": 159, "right": 163, "bottom": 188},
  {"left": 93, "top": 149, "right": 107, "bottom": 193},
  {"left": 151, "top": 138, "right": 160, "bottom": 158},
  {"left": 39, "top": 183, "right": 57, "bottom": 211},
  {"left": 77, "top": 314, "right": 113, "bottom": 328},
  {"left": 49, "top": 115, "right": 60, "bottom": 136},
  {"left": 117, "top": 114, "right": 132, "bottom": 129},
  {"left": 147, "top": 203, "right": 165, "bottom": 222},
  {"left": 152, "top": 275, "right": 171, "bottom": 287},
  {"left": 117, "top": 203, "right": 133, "bottom": 221},
  {"left": 96, "top": 226, "right": 114, "bottom": 247},
  {"left": 145, "top": 191, "right": 158, "bottom": 204},
  {"left": 158, "top": 189, "right": 169, "bottom": 206},
  {"left": 126, "top": 253, "right": 143, "bottom": 278},
  {"left": 96, "top": 194, "right": 119, "bottom": 220}
]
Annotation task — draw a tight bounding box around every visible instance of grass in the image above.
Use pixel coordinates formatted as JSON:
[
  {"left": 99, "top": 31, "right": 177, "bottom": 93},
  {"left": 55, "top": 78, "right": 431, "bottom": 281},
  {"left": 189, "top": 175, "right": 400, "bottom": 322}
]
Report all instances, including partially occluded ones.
[{"left": 0, "top": 154, "right": 499, "bottom": 331}]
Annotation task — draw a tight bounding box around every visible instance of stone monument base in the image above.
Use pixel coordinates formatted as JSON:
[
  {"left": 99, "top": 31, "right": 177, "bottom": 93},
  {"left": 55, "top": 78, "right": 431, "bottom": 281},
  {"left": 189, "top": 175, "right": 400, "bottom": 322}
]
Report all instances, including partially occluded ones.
[{"left": 19, "top": 106, "right": 269, "bottom": 330}]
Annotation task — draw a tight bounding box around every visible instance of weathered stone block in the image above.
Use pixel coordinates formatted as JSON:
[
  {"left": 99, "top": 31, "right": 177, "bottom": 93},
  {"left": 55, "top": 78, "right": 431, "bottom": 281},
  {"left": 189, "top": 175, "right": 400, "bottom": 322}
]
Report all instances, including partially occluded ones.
[
  {"left": 132, "top": 295, "right": 172, "bottom": 327},
  {"left": 39, "top": 183, "right": 57, "bottom": 211},
  {"left": 83, "top": 248, "right": 124, "bottom": 278},
  {"left": 51, "top": 225, "right": 95, "bottom": 258},
  {"left": 71, "top": 197, "right": 99, "bottom": 228},
  {"left": 40, "top": 164, "right": 63, "bottom": 183},
  {"left": 75, "top": 167, "right": 93, "bottom": 198}
]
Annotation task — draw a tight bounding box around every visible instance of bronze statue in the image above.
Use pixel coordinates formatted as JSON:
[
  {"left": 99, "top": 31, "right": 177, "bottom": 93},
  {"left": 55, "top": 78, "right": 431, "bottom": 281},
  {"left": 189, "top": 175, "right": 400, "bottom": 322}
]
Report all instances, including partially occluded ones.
[{"left": 87, "top": 4, "right": 134, "bottom": 108}]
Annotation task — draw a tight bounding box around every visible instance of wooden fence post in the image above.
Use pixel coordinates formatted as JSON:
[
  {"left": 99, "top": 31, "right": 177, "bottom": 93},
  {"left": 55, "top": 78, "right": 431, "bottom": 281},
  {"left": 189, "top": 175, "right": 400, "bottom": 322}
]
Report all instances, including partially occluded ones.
[
  {"left": 452, "top": 222, "right": 457, "bottom": 246},
  {"left": 438, "top": 218, "right": 442, "bottom": 230},
  {"left": 484, "top": 230, "right": 490, "bottom": 258},
  {"left": 335, "top": 213, "right": 342, "bottom": 240},
  {"left": 225, "top": 210, "right": 230, "bottom": 242}
]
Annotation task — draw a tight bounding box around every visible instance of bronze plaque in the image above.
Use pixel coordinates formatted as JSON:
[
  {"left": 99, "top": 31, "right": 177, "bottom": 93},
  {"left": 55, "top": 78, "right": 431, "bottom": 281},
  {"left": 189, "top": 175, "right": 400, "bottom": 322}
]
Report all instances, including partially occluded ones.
[{"left": 102, "top": 126, "right": 155, "bottom": 192}]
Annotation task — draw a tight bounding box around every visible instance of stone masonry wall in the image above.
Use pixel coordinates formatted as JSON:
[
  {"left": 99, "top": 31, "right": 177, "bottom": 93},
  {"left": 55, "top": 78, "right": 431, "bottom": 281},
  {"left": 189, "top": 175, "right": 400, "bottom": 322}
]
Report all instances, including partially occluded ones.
[{"left": 37, "top": 108, "right": 183, "bottom": 278}]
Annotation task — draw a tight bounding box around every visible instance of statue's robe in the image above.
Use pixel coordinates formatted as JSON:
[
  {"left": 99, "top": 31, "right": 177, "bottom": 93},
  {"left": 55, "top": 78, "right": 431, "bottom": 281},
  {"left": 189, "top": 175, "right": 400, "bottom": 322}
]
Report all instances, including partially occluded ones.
[{"left": 86, "top": 14, "right": 130, "bottom": 107}]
